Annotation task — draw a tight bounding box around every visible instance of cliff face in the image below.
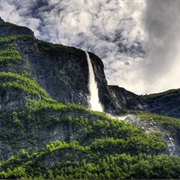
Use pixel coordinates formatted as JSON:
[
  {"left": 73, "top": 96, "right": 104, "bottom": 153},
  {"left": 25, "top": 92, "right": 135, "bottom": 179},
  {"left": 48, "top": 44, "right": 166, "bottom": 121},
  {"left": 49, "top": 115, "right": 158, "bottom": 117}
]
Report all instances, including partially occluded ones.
[
  {"left": 1, "top": 19, "right": 180, "bottom": 118},
  {"left": 27, "top": 44, "right": 117, "bottom": 113},
  {"left": 0, "top": 19, "right": 119, "bottom": 114},
  {"left": 108, "top": 85, "right": 147, "bottom": 111},
  {"left": 25, "top": 41, "right": 90, "bottom": 107}
]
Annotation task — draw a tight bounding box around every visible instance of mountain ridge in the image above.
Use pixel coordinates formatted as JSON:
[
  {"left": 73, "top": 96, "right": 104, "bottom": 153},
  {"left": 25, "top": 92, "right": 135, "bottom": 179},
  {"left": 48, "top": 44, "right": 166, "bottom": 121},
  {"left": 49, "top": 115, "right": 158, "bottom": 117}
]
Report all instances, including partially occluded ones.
[{"left": 0, "top": 18, "right": 180, "bottom": 179}]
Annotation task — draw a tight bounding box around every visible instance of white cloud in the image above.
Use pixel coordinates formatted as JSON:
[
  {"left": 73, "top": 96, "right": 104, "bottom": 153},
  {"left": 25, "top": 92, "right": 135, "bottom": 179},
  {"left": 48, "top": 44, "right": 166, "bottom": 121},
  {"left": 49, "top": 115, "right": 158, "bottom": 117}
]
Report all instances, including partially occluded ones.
[{"left": 1, "top": 0, "right": 179, "bottom": 95}]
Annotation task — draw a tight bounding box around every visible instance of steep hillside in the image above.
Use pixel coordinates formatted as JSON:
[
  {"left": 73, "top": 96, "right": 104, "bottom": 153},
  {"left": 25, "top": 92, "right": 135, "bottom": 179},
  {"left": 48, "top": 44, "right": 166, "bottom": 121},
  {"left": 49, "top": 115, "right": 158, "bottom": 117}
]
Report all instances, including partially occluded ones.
[
  {"left": 109, "top": 85, "right": 180, "bottom": 118},
  {"left": 0, "top": 18, "right": 180, "bottom": 179},
  {"left": 1, "top": 103, "right": 180, "bottom": 179}
]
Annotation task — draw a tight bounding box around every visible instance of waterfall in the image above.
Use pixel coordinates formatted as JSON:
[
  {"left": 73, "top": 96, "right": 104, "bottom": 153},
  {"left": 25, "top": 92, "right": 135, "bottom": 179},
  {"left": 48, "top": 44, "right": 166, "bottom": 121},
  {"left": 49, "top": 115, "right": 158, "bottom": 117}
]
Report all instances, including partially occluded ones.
[{"left": 85, "top": 52, "right": 103, "bottom": 112}]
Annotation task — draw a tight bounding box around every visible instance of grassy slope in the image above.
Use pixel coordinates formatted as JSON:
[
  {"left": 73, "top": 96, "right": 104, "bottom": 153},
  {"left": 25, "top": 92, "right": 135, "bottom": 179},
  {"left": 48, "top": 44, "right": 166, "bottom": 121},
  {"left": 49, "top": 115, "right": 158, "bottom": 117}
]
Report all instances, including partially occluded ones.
[{"left": 0, "top": 102, "right": 180, "bottom": 179}]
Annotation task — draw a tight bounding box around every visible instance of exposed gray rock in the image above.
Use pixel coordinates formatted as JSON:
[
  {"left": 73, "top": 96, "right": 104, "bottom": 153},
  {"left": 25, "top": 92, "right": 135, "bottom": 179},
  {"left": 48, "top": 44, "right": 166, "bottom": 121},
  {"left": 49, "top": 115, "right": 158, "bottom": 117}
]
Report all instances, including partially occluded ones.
[
  {"left": 16, "top": 40, "right": 119, "bottom": 113},
  {"left": 124, "top": 115, "right": 179, "bottom": 155},
  {"left": 108, "top": 85, "right": 147, "bottom": 110}
]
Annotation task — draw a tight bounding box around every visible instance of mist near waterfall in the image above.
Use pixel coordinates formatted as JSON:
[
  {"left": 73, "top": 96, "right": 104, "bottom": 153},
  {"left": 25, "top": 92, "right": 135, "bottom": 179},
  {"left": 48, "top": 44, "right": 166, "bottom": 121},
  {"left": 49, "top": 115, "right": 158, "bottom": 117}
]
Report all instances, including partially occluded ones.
[{"left": 85, "top": 52, "right": 103, "bottom": 112}]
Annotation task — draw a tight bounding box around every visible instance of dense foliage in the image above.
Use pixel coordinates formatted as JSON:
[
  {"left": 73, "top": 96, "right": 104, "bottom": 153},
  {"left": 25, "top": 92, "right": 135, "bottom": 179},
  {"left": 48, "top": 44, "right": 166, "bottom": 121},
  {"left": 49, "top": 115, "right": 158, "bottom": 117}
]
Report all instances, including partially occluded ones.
[
  {"left": 0, "top": 140, "right": 179, "bottom": 179},
  {"left": 1, "top": 102, "right": 180, "bottom": 179}
]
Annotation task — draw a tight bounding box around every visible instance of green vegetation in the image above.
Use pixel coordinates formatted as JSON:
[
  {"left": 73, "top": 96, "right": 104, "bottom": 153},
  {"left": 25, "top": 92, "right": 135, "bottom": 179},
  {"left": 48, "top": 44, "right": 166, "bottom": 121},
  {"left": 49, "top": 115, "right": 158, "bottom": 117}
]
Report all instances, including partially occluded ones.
[
  {"left": 0, "top": 20, "right": 180, "bottom": 179},
  {"left": 0, "top": 35, "right": 32, "bottom": 44},
  {"left": 0, "top": 140, "right": 179, "bottom": 179},
  {"left": 0, "top": 34, "right": 33, "bottom": 67},
  {"left": 37, "top": 40, "right": 77, "bottom": 53},
  {"left": 26, "top": 102, "right": 166, "bottom": 156},
  {"left": 1, "top": 102, "right": 179, "bottom": 179},
  {"left": 0, "top": 72, "right": 55, "bottom": 102},
  {"left": 0, "top": 72, "right": 46, "bottom": 96},
  {"left": 0, "top": 48, "right": 23, "bottom": 66}
]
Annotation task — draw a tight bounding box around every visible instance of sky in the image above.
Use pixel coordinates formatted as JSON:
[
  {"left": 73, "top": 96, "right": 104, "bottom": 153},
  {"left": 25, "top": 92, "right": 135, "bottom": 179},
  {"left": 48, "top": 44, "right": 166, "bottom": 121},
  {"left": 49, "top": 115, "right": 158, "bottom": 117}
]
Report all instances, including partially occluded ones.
[{"left": 0, "top": 0, "right": 180, "bottom": 95}]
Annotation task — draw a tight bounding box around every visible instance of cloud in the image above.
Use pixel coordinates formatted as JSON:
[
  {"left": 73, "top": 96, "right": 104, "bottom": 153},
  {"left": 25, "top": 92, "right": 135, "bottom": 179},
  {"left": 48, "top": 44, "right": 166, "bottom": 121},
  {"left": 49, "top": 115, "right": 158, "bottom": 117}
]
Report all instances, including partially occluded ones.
[
  {"left": 4, "top": 0, "right": 180, "bottom": 95},
  {"left": 0, "top": 0, "right": 41, "bottom": 35},
  {"left": 139, "top": 0, "right": 180, "bottom": 93}
]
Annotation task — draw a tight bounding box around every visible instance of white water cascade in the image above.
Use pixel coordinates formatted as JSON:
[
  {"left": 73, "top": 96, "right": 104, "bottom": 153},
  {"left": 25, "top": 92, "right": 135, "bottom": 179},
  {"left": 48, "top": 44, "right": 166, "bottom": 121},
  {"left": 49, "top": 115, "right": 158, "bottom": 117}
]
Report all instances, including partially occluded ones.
[{"left": 85, "top": 52, "right": 103, "bottom": 112}]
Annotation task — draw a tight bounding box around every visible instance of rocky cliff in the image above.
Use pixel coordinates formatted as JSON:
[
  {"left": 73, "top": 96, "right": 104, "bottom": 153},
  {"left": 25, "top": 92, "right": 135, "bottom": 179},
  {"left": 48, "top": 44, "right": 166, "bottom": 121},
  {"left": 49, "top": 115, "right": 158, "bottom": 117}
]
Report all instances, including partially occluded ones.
[
  {"left": 109, "top": 85, "right": 180, "bottom": 118},
  {"left": 0, "top": 18, "right": 118, "bottom": 114},
  {"left": 108, "top": 85, "right": 147, "bottom": 111}
]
